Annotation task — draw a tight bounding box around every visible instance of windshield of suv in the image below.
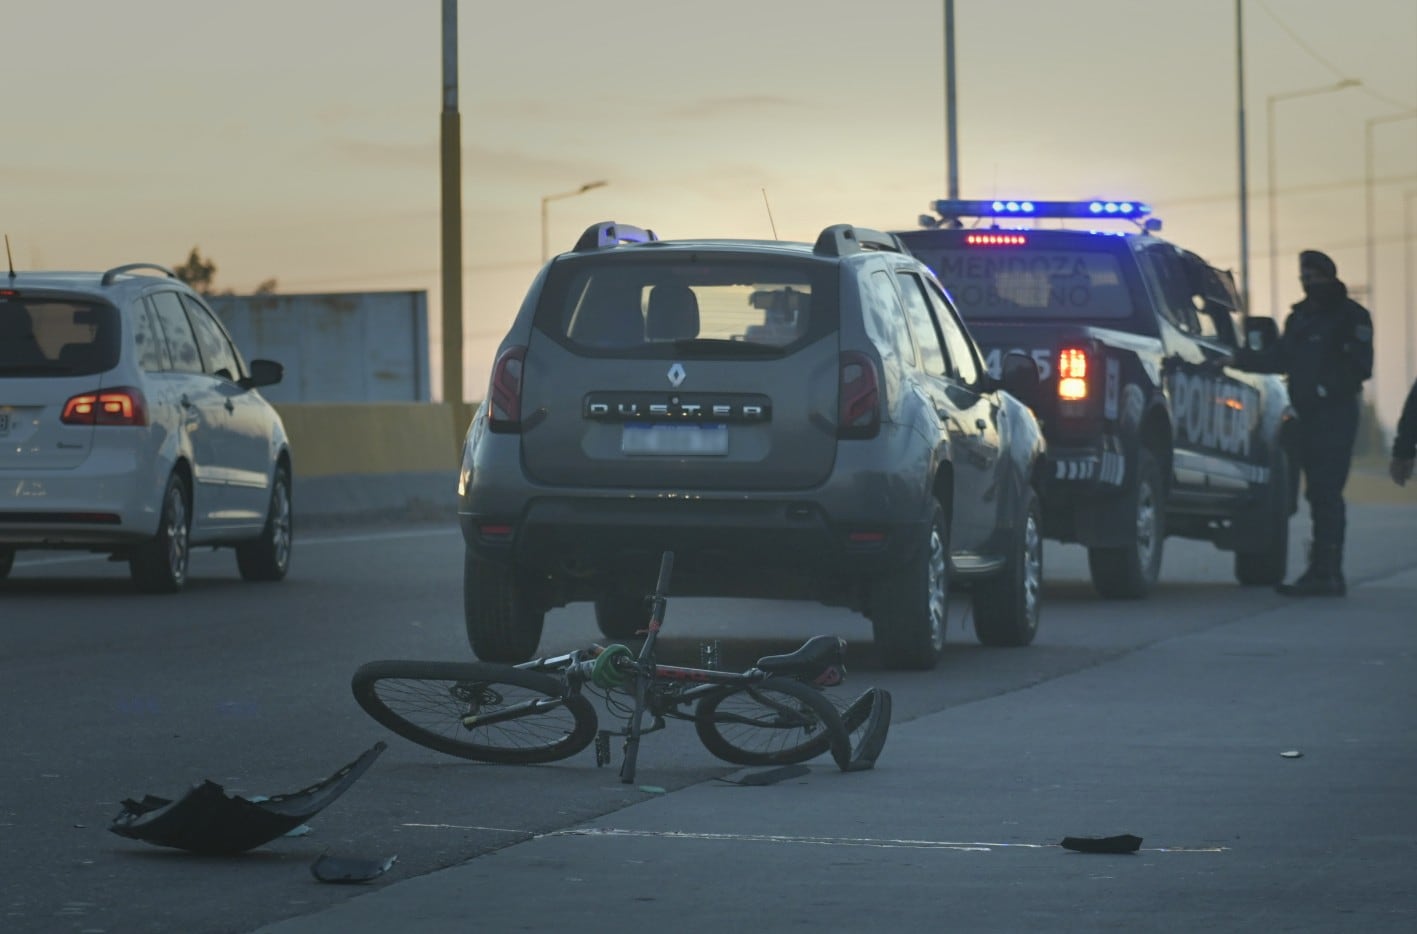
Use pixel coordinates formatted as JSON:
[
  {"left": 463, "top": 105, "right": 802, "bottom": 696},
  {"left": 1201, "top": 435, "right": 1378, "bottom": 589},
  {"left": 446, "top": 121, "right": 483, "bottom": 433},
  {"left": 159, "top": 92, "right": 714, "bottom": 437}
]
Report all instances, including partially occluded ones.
[
  {"left": 910, "top": 245, "right": 1133, "bottom": 320},
  {"left": 0, "top": 297, "right": 120, "bottom": 376},
  {"left": 538, "top": 256, "right": 836, "bottom": 355}
]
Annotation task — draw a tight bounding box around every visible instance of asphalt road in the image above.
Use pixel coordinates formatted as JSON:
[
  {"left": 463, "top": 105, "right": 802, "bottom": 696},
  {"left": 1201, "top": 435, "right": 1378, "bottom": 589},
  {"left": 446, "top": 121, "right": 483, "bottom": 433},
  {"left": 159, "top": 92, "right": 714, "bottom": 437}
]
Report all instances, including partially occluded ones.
[{"left": 2, "top": 499, "right": 1414, "bottom": 933}]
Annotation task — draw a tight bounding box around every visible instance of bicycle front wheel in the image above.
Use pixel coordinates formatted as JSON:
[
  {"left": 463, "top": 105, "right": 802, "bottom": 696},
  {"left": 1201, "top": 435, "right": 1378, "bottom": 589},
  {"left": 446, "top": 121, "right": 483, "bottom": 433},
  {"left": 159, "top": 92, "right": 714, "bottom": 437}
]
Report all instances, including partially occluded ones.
[
  {"left": 693, "top": 677, "right": 846, "bottom": 767},
  {"left": 351, "top": 660, "right": 598, "bottom": 764}
]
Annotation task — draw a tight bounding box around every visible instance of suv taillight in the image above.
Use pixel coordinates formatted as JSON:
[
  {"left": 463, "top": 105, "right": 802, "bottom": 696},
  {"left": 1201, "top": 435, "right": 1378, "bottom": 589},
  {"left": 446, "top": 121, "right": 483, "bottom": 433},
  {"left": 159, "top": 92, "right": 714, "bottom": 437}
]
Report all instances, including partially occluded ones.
[
  {"left": 1057, "top": 347, "right": 1088, "bottom": 402},
  {"left": 487, "top": 346, "right": 526, "bottom": 433},
  {"left": 838, "top": 351, "right": 880, "bottom": 440},
  {"left": 61, "top": 387, "right": 148, "bottom": 426}
]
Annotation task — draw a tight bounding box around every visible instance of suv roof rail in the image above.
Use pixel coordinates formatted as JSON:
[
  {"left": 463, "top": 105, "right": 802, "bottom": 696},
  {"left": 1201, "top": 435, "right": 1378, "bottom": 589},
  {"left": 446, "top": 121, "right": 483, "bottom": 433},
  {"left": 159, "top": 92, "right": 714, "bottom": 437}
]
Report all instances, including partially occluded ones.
[
  {"left": 813, "top": 224, "right": 906, "bottom": 258},
  {"left": 101, "top": 263, "right": 179, "bottom": 286},
  {"left": 573, "top": 222, "right": 659, "bottom": 253}
]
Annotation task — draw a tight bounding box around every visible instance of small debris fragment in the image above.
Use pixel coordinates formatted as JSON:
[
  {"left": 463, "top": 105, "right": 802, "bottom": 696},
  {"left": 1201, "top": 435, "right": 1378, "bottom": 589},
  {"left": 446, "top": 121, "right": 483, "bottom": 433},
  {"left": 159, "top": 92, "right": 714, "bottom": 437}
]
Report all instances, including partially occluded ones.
[
  {"left": 716, "top": 765, "right": 811, "bottom": 786},
  {"left": 638, "top": 785, "right": 666, "bottom": 795},
  {"left": 1280, "top": 750, "right": 1303, "bottom": 759},
  {"left": 1060, "top": 834, "right": 1143, "bottom": 854},
  {"left": 310, "top": 852, "right": 397, "bottom": 884}
]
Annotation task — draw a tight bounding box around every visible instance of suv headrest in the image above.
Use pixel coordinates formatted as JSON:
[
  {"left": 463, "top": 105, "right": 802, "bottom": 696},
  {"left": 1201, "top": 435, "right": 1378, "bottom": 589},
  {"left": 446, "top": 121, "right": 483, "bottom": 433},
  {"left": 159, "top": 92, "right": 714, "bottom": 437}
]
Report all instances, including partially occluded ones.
[{"left": 645, "top": 284, "right": 700, "bottom": 342}]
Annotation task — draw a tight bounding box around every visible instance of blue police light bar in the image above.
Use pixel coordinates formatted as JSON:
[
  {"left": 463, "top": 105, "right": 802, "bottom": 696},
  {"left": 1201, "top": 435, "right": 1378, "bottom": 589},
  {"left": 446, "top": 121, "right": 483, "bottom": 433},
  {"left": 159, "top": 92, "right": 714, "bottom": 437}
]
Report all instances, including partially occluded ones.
[{"left": 931, "top": 199, "right": 1153, "bottom": 220}]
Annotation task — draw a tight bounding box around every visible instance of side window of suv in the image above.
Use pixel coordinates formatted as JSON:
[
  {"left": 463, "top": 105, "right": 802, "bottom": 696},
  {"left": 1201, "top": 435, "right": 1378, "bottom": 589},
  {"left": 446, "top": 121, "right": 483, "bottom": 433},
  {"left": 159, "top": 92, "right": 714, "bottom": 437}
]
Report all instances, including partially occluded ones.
[
  {"left": 895, "top": 272, "right": 948, "bottom": 378},
  {"left": 1141, "top": 247, "right": 1202, "bottom": 335},
  {"left": 180, "top": 294, "right": 242, "bottom": 380},
  {"left": 148, "top": 291, "right": 203, "bottom": 373},
  {"left": 862, "top": 269, "right": 916, "bottom": 368},
  {"left": 923, "top": 280, "right": 982, "bottom": 387},
  {"left": 130, "top": 297, "right": 171, "bottom": 372}
]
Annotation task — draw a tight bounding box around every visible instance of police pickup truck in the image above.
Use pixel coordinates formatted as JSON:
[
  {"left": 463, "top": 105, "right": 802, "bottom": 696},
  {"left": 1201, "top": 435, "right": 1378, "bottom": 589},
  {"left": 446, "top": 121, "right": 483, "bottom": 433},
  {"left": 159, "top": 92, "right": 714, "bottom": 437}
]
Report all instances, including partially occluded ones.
[{"left": 895, "top": 199, "right": 1297, "bottom": 599}]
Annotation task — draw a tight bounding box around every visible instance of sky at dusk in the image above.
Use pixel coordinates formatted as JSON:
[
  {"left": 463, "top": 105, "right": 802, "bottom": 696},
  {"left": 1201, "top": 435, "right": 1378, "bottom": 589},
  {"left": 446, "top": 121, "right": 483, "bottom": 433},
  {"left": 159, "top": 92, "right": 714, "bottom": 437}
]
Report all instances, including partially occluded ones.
[{"left": 7, "top": 1, "right": 1417, "bottom": 423}]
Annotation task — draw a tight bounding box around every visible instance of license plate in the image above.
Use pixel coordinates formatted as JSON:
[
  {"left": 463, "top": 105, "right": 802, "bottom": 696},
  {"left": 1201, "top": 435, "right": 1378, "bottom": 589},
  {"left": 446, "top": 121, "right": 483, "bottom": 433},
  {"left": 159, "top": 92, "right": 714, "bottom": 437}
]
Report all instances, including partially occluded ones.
[{"left": 621, "top": 423, "right": 728, "bottom": 456}]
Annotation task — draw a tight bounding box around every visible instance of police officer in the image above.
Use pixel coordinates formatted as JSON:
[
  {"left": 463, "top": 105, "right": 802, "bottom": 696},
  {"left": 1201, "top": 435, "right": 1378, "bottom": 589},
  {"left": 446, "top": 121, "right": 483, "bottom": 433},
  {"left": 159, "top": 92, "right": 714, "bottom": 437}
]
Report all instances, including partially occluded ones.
[
  {"left": 1275, "top": 250, "right": 1374, "bottom": 596},
  {"left": 1390, "top": 377, "right": 1417, "bottom": 486}
]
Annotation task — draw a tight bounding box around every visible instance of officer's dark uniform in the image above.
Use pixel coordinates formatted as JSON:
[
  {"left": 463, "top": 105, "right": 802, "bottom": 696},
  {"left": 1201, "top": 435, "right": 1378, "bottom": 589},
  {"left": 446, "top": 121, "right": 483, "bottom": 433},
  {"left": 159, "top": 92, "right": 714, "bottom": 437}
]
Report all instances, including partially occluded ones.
[
  {"left": 1393, "top": 379, "right": 1417, "bottom": 463},
  {"left": 1275, "top": 250, "right": 1373, "bottom": 597}
]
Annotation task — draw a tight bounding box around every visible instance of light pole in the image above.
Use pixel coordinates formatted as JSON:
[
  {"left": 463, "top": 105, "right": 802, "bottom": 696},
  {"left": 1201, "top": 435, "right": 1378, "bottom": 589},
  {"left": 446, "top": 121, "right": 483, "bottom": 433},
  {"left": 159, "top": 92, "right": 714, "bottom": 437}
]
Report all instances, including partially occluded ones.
[
  {"left": 541, "top": 181, "right": 608, "bottom": 263},
  {"left": 1265, "top": 78, "right": 1360, "bottom": 317},
  {"left": 1404, "top": 190, "right": 1417, "bottom": 389},
  {"left": 439, "top": 0, "right": 463, "bottom": 405}
]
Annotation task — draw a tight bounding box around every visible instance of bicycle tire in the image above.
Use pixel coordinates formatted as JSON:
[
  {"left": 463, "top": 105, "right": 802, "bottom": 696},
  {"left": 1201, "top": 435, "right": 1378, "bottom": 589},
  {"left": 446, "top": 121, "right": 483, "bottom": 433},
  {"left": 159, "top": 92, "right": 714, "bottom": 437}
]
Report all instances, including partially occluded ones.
[
  {"left": 693, "top": 676, "right": 846, "bottom": 767},
  {"left": 351, "top": 660, "right": 598, "bottom": 765}
]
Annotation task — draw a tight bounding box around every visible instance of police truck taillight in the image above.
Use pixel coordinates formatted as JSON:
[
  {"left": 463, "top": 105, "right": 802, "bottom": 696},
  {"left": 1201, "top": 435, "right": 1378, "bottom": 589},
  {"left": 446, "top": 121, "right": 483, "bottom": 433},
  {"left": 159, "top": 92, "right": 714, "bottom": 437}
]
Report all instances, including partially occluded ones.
[
  {"left": 1057, "top": 347, "right": 1088, "bottom": 402},
  {"left": 487, "top": 346, "right": 526, "bottom": 433},
  {"left": 838, "top": 351, "right": 880, "bottom": 440},
  {"left": 61, "top": 387, "right": 147, "bottom": 426}
]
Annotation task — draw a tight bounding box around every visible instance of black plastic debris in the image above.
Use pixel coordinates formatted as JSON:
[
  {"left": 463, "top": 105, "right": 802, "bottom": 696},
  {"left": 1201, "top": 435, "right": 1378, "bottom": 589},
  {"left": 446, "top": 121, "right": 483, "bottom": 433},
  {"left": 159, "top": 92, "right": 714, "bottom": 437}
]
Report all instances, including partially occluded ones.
[
  {"left": 1060, "top": 834, "right": 1143, "bottom": 854},
  {"left": 841, "top": 688, "right": 892, "bottom": 772},
  {"left": 109, "top": 742, "right": 386, "bottom": 855},
  {"left": 311, "top": 852, "right": 397, "bottom": 884}
]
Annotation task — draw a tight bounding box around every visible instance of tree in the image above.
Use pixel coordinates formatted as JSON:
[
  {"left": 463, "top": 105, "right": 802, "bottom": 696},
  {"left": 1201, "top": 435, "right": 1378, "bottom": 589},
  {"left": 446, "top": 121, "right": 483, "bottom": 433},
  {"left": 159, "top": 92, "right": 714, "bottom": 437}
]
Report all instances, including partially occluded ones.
[{"left": 174, "top": 247, "right": 217, "bottom": 295}]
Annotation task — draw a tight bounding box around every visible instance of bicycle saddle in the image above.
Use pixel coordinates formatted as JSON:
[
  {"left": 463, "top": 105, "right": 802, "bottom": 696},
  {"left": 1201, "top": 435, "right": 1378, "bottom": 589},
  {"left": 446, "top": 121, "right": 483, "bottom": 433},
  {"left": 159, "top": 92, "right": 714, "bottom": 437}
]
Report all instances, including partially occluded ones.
[{"left": 755, "top": 635, "right": 847, "bottom": 684}]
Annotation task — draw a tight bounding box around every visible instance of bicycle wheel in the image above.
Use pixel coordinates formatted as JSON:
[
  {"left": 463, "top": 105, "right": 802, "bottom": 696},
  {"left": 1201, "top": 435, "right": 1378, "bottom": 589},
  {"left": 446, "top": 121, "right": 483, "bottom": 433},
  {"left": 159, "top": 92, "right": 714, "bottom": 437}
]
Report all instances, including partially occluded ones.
[
  {"left": 693, "top": 677, "right": 846, "bottom": 767},
  {"left": 351, "top": 660, "right": 598, "bottom": 764}
]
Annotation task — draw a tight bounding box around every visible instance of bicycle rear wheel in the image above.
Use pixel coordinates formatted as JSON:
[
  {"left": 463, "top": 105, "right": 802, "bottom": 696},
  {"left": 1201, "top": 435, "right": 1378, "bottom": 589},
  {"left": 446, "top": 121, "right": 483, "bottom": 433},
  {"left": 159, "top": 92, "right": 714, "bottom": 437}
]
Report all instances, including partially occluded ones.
[
  {"left": 693, "top": 677, "right": 846, "bottom": 767},
  {"left": 351, "top": 660, "right": 598, "bottom": 764}
]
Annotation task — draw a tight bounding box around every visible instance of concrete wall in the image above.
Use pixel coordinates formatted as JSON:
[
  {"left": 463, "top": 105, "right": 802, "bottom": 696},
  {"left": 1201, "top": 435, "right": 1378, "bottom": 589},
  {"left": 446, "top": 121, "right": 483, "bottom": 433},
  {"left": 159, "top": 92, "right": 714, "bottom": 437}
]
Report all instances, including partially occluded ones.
[
  {"left": 212, "top": 292, "right": 430, "bottom": 403},
  {"left": 275, "top": 401, "right": 478, "bottom": 526}
]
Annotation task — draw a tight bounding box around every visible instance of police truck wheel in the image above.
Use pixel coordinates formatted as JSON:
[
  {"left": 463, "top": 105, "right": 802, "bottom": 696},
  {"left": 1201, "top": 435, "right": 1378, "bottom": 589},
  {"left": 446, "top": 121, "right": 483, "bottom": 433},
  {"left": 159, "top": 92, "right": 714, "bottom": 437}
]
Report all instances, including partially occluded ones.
[
  {"left": 1235, "top": 449, "right": 1291, "bottom": 586},
  {"left": 972, "top": 486, "right": 1042, "bottom": 646},
  {"left": 463, "top": 548, "right": 544, "bottom": 663},
  {"left": 1088, "top": 447, "right": 1165, "bottom": 599},
  {"left": 870, "top": 498, "right": 950, "bottom": 670},
  {"left": 594, "top": 590, "right": 646, "bottom": 641}
]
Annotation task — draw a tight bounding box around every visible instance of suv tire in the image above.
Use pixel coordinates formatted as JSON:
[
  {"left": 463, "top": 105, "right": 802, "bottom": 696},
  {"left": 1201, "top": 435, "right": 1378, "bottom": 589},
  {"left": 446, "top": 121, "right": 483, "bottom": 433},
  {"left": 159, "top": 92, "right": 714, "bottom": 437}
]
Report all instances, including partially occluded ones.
[
  {"left": 0, "top": 547, "right": 14, "bottom": 580},
  {"left": 973, "top": 486, "right": 1042, "bottom": 646},
  {"left": 1235, "top": 448, "right": 1291, "bottom": 586},
  {"left": 463, "top": 548, "right": 545, "bottom": 663},
  {"left": 870, "top": 497, "right": 949, "bottom": 670},
  {"left": 1088, "top": 447, "right": 1165, "bottom": 599},
  {"left": 594, "top": 591, "right": 647, "bottom": 641}
]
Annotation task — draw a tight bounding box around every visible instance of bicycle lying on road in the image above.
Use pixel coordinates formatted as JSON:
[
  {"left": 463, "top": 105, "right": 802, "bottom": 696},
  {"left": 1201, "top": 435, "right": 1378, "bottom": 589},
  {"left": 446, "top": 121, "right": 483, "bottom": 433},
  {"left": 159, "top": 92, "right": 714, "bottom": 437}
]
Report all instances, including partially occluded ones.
[{"left": 352, "top": 552, "right": 892, "bottom": 785}]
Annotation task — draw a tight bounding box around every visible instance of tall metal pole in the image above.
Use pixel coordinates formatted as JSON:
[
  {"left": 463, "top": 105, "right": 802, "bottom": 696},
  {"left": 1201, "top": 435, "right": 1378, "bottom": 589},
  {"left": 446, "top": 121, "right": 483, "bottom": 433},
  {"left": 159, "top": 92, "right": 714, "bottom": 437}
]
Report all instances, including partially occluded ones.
[
  {"left": 1405, "top": 190, "right": 1417, "bottom": 389},
  {"left": 1235, "top": 0, "right": 1250, "bottom": 310},
  {"left": 440, "top": 0, "right": 464, "bottom": 405},
  {"left": 944, "top": 0, "right": 959, "bottom": 200}
]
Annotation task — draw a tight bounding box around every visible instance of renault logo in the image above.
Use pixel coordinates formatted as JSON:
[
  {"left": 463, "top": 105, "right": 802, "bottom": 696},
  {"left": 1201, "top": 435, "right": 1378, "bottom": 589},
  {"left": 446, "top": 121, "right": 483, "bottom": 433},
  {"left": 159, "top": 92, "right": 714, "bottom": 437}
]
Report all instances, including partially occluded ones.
[{"left": 667, "top": 363, "right": 686, "bottom": 387}]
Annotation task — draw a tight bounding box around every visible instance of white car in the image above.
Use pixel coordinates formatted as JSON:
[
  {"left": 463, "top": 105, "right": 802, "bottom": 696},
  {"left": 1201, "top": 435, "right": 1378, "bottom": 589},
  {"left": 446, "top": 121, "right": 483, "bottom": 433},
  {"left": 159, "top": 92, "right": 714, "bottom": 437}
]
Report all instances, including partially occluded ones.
[{"left": 0, "top": 263, "right": 292, "bottom": 591}]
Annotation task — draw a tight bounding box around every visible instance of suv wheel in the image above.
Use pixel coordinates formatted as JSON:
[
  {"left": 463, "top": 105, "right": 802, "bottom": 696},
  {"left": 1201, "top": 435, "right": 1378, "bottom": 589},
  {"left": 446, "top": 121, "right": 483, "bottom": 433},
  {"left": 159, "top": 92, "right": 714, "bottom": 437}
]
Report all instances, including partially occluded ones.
[
  {"left": 973, "top": 486, "right": 1042, "bottom": 646},
  {"left": 0, "top": 547, "right": 14, "bottom": 580},
  {"left": 1088, "top": 447, "right": 1165, "bottom": 599},
  {"left": 1235, "top": 448, "right": 1291, "bottom": 586},
  {"left": 463, "top": 548, "right": 545, "bottom": 663},
  {"left": 870, "top": 497, "right": 949, "bottom": 670},
  {"left": 236, "top": 465, "right": 292, "bottom": 582},
  {"left": 594, "top": 590, "right": 647, "bottom": 641},
  {"left": 130, "top": 473, "right": 191, "bottom": 594}
]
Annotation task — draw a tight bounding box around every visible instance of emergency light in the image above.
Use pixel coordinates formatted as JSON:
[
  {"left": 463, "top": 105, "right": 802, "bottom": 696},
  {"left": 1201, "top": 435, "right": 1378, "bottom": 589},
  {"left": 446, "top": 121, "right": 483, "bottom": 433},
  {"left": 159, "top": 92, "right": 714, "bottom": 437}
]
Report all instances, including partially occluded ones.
[{"left": 930, "top": 199, "right": 1153, "bottom": 220}]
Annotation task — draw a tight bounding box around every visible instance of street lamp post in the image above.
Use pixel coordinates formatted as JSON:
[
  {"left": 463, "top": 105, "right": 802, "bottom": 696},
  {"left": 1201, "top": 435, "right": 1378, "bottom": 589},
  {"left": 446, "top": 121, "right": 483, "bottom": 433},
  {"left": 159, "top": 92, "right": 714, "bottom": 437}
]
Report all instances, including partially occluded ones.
[
  {"left": 541, "top": 181, "right": 608, "bottom": 263},
  {"left": 1265, "top": 78, "right": 1360, "bottom": 317},
  {"left": 1404, "top": 190, "right": 1417, "bottom": 389}
]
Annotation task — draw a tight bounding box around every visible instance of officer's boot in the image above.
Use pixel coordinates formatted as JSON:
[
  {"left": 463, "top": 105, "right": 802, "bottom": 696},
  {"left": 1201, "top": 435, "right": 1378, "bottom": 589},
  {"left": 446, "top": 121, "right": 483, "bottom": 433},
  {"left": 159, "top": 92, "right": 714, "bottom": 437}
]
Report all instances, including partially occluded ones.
[{"left": 1277, "top": 543, "right": 1345, "bottom": 597}]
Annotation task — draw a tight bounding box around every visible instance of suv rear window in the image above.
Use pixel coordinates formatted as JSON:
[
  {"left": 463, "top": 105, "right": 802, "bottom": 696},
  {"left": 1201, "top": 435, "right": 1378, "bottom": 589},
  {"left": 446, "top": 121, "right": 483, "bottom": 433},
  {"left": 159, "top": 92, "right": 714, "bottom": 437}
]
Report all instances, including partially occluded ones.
[
  {"left": 535, "top": 255, "right": 837, "bottom": 355},
  {"left": 908, "top": 244, "right": 1133, "bottom": 321},
  {"left": 0, "top": 297, "right": 121, "bottom": 377}
]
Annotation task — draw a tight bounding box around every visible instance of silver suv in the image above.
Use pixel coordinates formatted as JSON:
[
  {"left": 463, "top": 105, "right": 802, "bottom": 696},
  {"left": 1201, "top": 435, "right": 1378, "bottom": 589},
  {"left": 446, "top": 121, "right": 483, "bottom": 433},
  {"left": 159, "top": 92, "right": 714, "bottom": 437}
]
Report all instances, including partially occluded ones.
[
  {"left": 457, "top": 223, "right": 1047, "bottom": 669},
  {"left": 0, "top": 263, "right": 292, "bottom": 591}
]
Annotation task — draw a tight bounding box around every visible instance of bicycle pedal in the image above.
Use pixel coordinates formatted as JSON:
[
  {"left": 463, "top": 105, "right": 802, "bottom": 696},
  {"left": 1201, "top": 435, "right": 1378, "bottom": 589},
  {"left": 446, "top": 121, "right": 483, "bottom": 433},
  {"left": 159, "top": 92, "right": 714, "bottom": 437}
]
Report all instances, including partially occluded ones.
[{"left": 595, "top": 731, "right": 612, "bottom": 767}]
